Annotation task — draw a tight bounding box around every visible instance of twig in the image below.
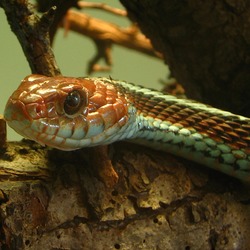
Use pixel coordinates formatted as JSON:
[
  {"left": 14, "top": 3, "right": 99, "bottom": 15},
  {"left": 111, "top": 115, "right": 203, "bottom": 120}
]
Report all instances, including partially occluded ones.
[
  {"left": 62, "top": 10, "right": 162, "bottom": 59},
  {"left": 87, "top": 40, "right": 112, "bottom": 74},
  {"left": 61, "top": 10, "right": 162, "bottom": 73},
  {"left": 77, "top": 1, "right": 127, "bottom": 16},
  {"left": 36, "top": 0, "right": 79, "bottom": 43}
]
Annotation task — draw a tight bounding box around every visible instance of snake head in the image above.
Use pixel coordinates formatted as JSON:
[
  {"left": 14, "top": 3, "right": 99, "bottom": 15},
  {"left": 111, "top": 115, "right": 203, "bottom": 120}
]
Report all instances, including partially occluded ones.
[{"left": 4, "top": 75, "right": 130, "bottom": 150}]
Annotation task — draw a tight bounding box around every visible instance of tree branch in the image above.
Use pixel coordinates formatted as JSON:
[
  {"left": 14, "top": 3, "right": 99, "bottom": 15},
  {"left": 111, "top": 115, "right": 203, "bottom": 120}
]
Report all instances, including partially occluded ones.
[
  {"left": 78, "top": 1, "right": 127, "bottom": 16},
  {"left": 61, "top": 10, "right": 162, "bottom": 60},
  {"left": 0, "top": 0, "right": 60, "bottom": 76},
  {"left": 34, "top": 0, "right": 161, "bottom": 74}
]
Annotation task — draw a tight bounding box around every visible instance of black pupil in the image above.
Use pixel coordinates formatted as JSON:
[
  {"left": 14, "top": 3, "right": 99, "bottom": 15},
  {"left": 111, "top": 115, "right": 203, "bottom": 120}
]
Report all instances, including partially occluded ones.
[
  {"left": 67, "top": 91, "right": 80, "bottom": 107},
  {"left": 64, "top": 90, "right": 84, "bottom": 115}
]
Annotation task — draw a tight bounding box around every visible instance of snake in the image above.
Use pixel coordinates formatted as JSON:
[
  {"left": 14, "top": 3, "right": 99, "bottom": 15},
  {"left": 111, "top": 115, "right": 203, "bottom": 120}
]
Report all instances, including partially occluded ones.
[{"left": 4, "top": 74, "right": 250, "bottom": 182}]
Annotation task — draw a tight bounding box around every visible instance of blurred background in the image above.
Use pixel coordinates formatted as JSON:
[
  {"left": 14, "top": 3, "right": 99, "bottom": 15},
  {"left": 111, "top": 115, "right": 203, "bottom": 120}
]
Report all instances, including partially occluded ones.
[{"left": 0, "top": 0, "right": 168, "bottom": 141}]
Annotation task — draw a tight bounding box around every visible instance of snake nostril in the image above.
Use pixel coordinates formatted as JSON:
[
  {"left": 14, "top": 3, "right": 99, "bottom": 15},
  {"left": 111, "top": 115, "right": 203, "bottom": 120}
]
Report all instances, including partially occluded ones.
[
  {"left": 25, "top": 103, "right": 46, "bottom": 119},
  {"left": 36, "top": 105, "right": 42, "bottom": 114}
]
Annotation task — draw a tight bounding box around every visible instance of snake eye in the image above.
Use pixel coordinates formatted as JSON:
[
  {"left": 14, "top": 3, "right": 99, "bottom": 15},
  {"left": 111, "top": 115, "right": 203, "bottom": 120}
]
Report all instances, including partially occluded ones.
[{"left": 64, "top": 90, "right": 88, "bottom": 115}]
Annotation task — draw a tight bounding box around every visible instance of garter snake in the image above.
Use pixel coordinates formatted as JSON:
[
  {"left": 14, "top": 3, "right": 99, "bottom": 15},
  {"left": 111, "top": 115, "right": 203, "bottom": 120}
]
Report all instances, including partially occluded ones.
[{"left": 4, "top": 75, "right": 250, "bottom": 181}]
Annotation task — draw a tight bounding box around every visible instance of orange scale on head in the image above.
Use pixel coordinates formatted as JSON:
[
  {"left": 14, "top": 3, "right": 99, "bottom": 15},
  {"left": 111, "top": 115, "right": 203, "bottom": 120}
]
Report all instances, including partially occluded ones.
[
  {"left": 80, "top": 79, "right": 96, "bottom": 94},
  {"left": 95, "top": 82, "right": 107, "bottom": 93},
  {"left": 88, "top": 103, "right": 98, "bottom": 113},
  {"left": 106, "top": 96, "right": 116, "bottom": 103},
  {"left": 98, "top": 104, "right": 118, "bottom": 129},
  {"left": 113, "top": 102, "right": 128, "bottom": 121},
  {"left": 88, "top": 112, "right": 105, "bottom": 127},
  {"left": 46, "top": 102, "right": 58, "bottom": 118},
  {"left": 106, "top": 88, "right": 117, "bottom": 95},
  {"left": 90, "top": 93, "right": 108, "bottom": 108}
]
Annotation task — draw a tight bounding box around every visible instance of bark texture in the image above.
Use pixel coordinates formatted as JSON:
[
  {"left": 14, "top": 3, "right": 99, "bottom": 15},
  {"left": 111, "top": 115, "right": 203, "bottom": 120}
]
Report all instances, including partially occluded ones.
[
  {"left": 0, "top": 141, "right": 250, "bottom": 249},
  {"left": 120, "top": 0, "right": 250, "bottom": 116}
]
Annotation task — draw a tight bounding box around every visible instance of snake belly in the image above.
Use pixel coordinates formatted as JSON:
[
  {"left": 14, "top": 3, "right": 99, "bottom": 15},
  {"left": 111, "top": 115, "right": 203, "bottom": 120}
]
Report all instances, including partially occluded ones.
[{"left": 4, "top": 75, "right": 250, "bottom": 181}]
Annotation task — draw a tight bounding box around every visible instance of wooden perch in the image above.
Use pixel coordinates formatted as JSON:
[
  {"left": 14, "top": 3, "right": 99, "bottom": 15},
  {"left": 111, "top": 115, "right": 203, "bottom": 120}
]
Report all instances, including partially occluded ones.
[{"left": 1, "top": 140, "right": 250, "bottom": 249}]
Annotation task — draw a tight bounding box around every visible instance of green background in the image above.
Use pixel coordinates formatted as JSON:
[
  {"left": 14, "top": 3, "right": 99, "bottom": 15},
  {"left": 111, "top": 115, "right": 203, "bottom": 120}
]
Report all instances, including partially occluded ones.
[{"left": 0, "top": 0, "right": 168, "bottom": 141}]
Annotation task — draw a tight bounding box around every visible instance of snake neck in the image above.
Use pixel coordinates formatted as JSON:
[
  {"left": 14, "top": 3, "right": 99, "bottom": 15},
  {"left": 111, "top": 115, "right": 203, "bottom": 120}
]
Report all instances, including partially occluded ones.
[{"left": 109, "top": 79, "right": 250, "bottom": 181}]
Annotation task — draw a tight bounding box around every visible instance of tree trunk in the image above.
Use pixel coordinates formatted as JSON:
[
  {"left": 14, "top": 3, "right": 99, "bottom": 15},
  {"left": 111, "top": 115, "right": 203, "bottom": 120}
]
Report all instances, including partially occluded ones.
[{"left": 120, "top": 0, "right": 250, "bottom": 116}]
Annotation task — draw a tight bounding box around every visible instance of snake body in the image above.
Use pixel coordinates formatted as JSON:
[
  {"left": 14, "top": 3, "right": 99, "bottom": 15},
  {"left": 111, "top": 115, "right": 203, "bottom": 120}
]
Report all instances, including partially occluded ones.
[{"left": 4, "top": 75, "right": 250, "bottom": 181}]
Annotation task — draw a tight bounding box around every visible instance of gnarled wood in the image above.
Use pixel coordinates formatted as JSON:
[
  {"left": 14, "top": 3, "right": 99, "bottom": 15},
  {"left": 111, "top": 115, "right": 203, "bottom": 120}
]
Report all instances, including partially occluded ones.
[{"left": 0, "top": 141, "right": 250, "bottom": 249}]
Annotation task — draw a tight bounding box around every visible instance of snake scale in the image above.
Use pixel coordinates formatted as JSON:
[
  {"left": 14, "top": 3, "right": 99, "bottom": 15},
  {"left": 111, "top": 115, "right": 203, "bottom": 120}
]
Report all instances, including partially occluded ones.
[{"left": 4, "top": 75, "right": 250, "bottom": 181}]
